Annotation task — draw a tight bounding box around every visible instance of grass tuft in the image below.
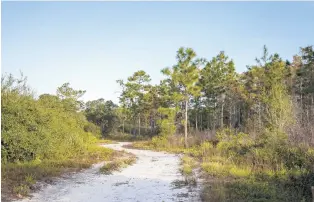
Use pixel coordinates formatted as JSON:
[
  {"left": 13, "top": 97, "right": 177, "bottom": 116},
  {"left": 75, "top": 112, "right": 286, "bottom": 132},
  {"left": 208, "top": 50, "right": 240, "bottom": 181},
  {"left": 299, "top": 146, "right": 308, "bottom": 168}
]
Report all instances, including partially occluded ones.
[{"left": 99, "top": 156, "right": 137, "bottom": 175}]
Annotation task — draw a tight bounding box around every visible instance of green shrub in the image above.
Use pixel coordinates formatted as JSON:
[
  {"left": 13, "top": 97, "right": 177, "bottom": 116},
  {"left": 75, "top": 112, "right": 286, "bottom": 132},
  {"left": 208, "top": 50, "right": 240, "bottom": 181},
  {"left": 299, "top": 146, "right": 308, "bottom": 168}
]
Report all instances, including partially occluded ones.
[{"left": 1, "top": 74, "right": 99, "bottom": 163}]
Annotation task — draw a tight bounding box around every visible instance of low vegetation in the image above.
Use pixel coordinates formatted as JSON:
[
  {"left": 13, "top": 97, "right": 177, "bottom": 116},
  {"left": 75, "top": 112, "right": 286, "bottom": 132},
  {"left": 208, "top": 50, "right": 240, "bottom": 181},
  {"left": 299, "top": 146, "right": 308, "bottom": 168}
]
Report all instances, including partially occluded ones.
[
  {"left": 99, "top": 155, "right": 137, "bottom": 175},
  {"left": 132, "top": 130, "right": 314, "bottom": 201}
]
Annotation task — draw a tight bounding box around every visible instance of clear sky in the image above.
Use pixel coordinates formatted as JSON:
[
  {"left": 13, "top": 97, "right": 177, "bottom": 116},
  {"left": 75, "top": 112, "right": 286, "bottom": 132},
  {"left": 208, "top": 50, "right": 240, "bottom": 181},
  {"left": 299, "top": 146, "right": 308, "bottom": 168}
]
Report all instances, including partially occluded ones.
[{"left": 2, "top": 2, "right": 314, "bottom": 103}]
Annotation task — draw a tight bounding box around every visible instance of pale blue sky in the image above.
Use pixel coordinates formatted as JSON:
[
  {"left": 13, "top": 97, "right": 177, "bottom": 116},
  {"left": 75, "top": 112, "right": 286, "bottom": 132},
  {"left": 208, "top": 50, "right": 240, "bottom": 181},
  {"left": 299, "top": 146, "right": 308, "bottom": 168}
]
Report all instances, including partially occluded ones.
[{"left": 2, "top": 2, "right": 314, "bottom": 103}]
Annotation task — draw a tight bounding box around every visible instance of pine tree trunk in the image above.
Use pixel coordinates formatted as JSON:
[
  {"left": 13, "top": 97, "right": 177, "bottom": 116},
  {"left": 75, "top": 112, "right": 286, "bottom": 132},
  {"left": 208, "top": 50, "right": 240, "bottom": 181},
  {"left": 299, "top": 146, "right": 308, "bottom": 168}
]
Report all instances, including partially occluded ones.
[
  {"left": 300, "top": 80, "right": 303, "bottom": 125},
  {"left": 138, "top": 113, "right": 141, "bottom": 136},
  {"left": 200, "top": 113, "right": 203, "bottom": 131},
  {"left": 185, "top": 100, "right": 188, "bottom": 148},
  {"left": 311, "top": 95, "right": 314, "bottom": 120},
  {"left": 258, "top": 101, "right": 261, "bottom": 131},
  {"left": 122, "top": 120, "right": 125, "bottom": 134},
  {"left": 238, "top": 105, "right": 241, "bottom": 127},
  {"left": 221, "top": 103, "right": 224, "bottom": 128},
  {"left": 195, "top": 113, "right": 198, "bottom": 131},
  {"left": 229, "top": 105, "right": 232, "bottom": 128},
  {"left": 213, "top": 103, "right": 216, "bottom": 131},
  {"left": 207, "top": 113, "right": 210, "bottom": 129},
  {"left": 233, "top": 105, "right": 236, "bottom": 128}
]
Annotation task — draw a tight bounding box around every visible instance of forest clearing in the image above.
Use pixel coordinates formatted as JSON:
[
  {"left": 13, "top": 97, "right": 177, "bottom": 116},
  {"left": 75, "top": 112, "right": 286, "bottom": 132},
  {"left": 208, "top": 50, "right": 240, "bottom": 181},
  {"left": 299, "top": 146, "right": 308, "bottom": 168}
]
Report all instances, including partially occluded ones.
[{"left": 2, "top": 2, "right": 314, "bottom": 202}]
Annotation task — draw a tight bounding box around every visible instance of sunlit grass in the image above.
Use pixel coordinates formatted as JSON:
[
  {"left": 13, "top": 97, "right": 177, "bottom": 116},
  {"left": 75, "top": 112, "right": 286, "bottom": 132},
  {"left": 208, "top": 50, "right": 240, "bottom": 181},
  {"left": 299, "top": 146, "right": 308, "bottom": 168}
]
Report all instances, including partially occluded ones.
[
  {"left": 202, "top": 162, "right": 229, "bottom": 177},
  {"left": 99, "top": 156, "right": 137, "bottom": 175},
  {"left": 180, "top": 155, "right": 197, "bottom": 176},
  {"left": 229, "top": 166, "right": 251, "bottom": 178}
]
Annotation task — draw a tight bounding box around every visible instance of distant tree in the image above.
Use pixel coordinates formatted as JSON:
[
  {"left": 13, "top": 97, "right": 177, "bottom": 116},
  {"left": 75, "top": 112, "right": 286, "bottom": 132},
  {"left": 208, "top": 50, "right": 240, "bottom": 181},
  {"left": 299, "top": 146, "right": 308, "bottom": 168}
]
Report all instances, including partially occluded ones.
[
  {"left": 85, "top": 99, "right": 119, "bottom": 137},
  {"left": 56, "top": 83, "right": 86, "bottom": 111},
  {"left": 117, "top": 70, "right": 151, "bottom": 136},
  {"left": 161, "top": 47, "right": 202, "bottom": 147}
]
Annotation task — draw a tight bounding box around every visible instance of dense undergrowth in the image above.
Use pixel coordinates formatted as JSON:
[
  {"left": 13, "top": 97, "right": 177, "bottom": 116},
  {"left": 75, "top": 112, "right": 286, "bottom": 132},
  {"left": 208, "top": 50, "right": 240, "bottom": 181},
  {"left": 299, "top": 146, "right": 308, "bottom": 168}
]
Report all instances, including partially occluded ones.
[{"left": 132, "top": 129, "right": 314, "bottom": 202}]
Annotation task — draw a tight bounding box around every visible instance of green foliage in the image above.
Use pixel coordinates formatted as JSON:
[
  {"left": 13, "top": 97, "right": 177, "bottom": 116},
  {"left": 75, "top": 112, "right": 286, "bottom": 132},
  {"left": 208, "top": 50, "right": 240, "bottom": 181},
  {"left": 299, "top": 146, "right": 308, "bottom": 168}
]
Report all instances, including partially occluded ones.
[
  {"left": 116, "top": 70, "right": 152, "bottom": 136},
  {"left": 85, "top": 99, "right": 119, "bottom": 137},
  {"left": 157, "top": 107, "right": 176, "bottom": 137},
  {"left": 181, "top": 155, "right": 197, "bottom": 176},
  {"left": 150, "top": 136, "right": 168, "bottom": 148},
  {"left": 56, "top": 82, "right": 86, "bottom": 111},
  {"left": 1, "top": 74, "right": 99, "bottom": 163},
  {"left": 13, "top": 184, "right": 30, "bottom": 196},
  {"left": 161, "top": 47, "right": 203, "bottom": 147}
]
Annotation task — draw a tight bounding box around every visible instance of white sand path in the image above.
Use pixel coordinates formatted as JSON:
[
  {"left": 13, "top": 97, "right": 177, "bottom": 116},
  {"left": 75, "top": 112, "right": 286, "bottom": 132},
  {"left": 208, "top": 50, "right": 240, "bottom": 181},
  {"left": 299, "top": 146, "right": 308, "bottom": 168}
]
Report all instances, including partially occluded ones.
[{"left": 18, "top": 142, "right": 201, "bottom": 202}]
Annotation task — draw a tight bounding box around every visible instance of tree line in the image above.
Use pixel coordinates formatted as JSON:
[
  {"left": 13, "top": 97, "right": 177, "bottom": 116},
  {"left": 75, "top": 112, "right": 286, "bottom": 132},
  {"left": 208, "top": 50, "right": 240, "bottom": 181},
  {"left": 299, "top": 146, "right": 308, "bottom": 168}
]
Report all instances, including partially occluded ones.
[
  {"left": 114, "top": 45, "right": 314, "bottom": 148},
  {"left": 2, "top": 45, "right": 313, "bottom": 162}
]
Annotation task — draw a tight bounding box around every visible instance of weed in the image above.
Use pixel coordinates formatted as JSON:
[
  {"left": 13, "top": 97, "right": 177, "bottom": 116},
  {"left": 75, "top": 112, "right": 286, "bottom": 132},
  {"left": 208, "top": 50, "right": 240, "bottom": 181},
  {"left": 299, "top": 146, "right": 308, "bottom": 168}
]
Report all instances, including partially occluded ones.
[
  {"left": 99, "top": 156, "right": 137, "bottom": 175},
  {"left": 13, "top": 184, "right": 30, "bottom": 197}
]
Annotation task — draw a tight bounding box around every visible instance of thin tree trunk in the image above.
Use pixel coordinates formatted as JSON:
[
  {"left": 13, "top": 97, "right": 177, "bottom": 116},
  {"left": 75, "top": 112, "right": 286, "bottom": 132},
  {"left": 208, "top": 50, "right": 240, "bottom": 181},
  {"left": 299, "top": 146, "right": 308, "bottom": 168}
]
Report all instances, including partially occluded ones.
[
  {"left": 258, "top": 101, "right": 261, "bottom": 131},
  {"left": 229, "top": 105, "right": 232, "bottom": 128},
  {"left": 213, "top": 102, "right": 216, "bottom": 131},
  {"left": 133, "top": 118, "right": 136, "bottom": 135},
  {"left": 221, "top": 103, "right": 224, "bottom": 128},
  {"left": 195, "top": 113, "right": 198, "bottom": 131},
  {"left": 138, "top": 113, "right": 141, "bottom": 136},
  {"left": 300, "top": 80, "right": 303, "bottom": 125},
  {"left": 150, "top": 115, "right": 153, "bottom": 135},
  {"left": 200, "top": 112, "right": 203, "bottom": 131},
  {"left": 237, "top": 106, "right": 240, "bottom": 127},
  {"left": 311, "top": 95, "right": 314, "bottom": 120},
  {"left": 122, "top": 120, "right": 125, "bottom": 134},
  {"left": 185, "top": 100, "right": 188, "bottom": 148},
  {"left": 307, "top": 107, "right": 310, "bottom": 123},
  {"left": 207, "top": 113, "right": 210, "bottom": 130},
  {"left": 233, "top": 105, "right": 236, "bottom": 128}
]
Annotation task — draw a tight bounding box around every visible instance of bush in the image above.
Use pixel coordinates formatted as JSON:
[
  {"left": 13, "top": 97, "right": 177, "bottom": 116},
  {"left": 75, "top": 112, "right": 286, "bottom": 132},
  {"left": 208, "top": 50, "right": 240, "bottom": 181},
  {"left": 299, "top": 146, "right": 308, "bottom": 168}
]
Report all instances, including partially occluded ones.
[{"left": 1, "top": 74, "right": 100, "bottom": 163}]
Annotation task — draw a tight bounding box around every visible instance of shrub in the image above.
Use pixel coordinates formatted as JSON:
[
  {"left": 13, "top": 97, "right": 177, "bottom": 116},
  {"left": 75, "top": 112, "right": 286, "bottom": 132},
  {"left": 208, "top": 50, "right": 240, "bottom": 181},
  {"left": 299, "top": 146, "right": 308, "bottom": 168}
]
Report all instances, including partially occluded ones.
[{"left": 1, "top": 74, "right": 101, "bottom": 164}]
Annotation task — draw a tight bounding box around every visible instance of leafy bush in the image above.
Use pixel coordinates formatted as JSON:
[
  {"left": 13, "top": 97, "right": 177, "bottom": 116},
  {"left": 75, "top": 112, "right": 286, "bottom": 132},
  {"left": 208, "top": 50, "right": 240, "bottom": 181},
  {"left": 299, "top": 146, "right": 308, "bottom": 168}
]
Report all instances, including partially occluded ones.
[{"left": 1, "top": 74, "right": 99, "bottom": 163}]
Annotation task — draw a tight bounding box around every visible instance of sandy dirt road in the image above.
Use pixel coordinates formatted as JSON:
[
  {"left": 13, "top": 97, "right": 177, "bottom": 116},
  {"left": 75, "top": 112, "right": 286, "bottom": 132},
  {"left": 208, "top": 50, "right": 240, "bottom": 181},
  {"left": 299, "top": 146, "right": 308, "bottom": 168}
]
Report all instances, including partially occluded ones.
[{"left": 18, "top": 142, "right": 201, "bottom": 202}]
